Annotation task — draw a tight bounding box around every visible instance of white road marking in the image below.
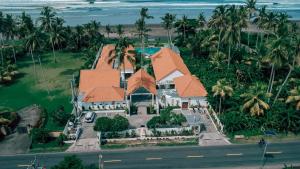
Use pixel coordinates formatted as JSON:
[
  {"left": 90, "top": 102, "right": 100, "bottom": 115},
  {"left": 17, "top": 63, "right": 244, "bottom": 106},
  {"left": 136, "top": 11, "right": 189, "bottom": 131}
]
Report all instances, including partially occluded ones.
[
  {"left": 17, "top": 164, "right": 31, "bottom": 167},
  {"left": 187, "top": 155, "right": 204, "bottom": 158},
  {"left": 266, "top": 151, "right": 282, "bottom": 154},
  {"left": 146, "top": 157, "right": 162, "bottom": 160},
  {"left": 104, "top": 160, "right": 122, "bottom": 163},
  {"left": 226, "top": 153, "right": 243, "bottom": 156}
]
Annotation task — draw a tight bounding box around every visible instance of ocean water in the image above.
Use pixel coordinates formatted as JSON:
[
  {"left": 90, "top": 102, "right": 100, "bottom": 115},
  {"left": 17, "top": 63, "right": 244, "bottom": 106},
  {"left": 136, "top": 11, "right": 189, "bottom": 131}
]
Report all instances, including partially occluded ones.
[{"left": 0, "top": 0, "right": 300, "bottom": 25}]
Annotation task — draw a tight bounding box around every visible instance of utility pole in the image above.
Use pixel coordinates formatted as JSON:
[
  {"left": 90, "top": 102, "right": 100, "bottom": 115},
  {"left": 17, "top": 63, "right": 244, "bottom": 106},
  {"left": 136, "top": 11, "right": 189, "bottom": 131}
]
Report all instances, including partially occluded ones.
[
  {"left": 99, "top": 154, "right": 104, "bottom": 169},
  {"left": 260, "top": 141, "right": 268, "bottom": 169}
]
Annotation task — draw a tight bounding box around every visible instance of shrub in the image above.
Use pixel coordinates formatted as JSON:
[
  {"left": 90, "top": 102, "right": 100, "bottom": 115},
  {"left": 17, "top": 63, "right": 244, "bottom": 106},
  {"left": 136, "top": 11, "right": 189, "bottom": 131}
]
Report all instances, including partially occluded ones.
[
  {"left": 51, "top": 155, "right": 84, "bottom": 169},
  {"left": 111, "top": 115, "right": 129, "bottom": 132},
  {"left": 51, "top": 106, "right": 72, "bottom": 126},
  {"left": 94, "top": 117, "right": 112, "bottom": 132},
  {"left": 94, "top": 115, "right": 129, "bottom": 132},
  {"left": 147, "top": 107, "right": 187, "bottom": 128},
  {"left": 147, "top": 116, "right": 163, "bottom": 128},
  {"left": 31, "top": 128, "right": 50, "bottom": 144},
  {"left": 57, "top": 134, "right": 67, "bottom": 147}
]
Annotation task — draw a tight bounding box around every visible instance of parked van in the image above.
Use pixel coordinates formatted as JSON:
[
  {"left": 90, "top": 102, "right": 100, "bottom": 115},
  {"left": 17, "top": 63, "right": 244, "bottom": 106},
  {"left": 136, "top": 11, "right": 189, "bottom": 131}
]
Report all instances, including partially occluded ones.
[{"left": 84, "top": 112, "right": 96, "bottom": 123}]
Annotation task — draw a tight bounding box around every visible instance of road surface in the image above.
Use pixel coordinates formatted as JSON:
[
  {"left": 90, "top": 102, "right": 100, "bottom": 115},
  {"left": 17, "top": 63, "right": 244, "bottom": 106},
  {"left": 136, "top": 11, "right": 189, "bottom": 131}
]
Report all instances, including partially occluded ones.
[{"left": 1, "top": 142, "right": 300, "bottom": 169}]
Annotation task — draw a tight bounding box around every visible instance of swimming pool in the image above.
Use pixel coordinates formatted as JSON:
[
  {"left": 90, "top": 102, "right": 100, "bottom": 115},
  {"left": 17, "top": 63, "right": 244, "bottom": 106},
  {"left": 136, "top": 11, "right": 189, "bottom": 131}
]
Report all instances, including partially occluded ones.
[{"left": 136, "top": 47, "right": 161, "bottom": 56}]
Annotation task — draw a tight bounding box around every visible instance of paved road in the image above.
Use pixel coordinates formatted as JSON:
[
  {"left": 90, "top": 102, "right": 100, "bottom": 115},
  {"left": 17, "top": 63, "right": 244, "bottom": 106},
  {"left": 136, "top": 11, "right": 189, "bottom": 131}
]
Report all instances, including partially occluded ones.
[{"left": 1, "top": 142, "right": 300, "bottom": 169}]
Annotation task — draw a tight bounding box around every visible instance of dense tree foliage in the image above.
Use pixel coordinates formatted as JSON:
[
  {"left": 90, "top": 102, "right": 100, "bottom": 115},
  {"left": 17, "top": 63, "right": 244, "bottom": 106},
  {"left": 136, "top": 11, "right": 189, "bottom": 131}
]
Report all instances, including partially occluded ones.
[
  {"left": 147, "top": 107, "right": 187, "bottom": 128},
  {"left": 94, "top": 115, "right": 129, "bottom": 132}
]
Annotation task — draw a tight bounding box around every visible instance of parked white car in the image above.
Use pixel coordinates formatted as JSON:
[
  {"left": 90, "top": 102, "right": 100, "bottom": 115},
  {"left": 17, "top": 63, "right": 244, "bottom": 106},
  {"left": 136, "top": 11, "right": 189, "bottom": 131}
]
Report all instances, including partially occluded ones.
[{"left": 84, "top": 112, "right": 96, "bottom": 123}]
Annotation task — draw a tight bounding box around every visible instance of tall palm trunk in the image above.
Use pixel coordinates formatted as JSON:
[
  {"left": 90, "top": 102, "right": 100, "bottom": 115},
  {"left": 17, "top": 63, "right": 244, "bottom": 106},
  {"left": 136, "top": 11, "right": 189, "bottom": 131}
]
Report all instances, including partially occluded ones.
[
  {"left": 267, "top": 64, "right": 274, "bottom": 92},
  {"left": 167, "top": 29, "right": 171, "bottom": 45},
  {"left": 217, "top": 30, "right": 222, "bottom": 57},
  {"left": 183, "top": 26, "right": 186, "bottom": 42},
  {"left": 141, "top": 34, "right": 144, "bottom": 67},
  {"left": 30, "top": 47, "right": 37, "bottom": 80},
  {"left": 255, "top": 32, "right": 259, "bottom": 49},
  {"left": 218, "top": 97, "right": 222, "bottom": 113},
  {"left": 169, "top": 28, "right": 173, "bottom": 45},
  {"left": 12, "top": 46, "right": 16, "bottom": 64},
  {"left": 0, "top": 34, "right": 4, "bottom": 66},
  {"left": 247, "top": 32, "right": 250, "bottom": 46},
  {"left": 227, "top": 45, "right": 231, "bottom": 69},
  {"left": 37, "top": 54, "right": 50, "bottom": 95},
  {"left": 51, "top": 40, "right": 57, "bottom": 63},
  {"left": 260, "top": 32, "right": 264, "bottom": 46},
  {"left": 273, "top": 58, "right": 296, "bottom": 105}
]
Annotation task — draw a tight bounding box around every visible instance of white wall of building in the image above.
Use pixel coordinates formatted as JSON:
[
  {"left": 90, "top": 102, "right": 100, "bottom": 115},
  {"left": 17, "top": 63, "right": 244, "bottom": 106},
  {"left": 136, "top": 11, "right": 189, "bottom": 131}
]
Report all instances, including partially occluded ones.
[
  {"left": 78, "top": 100, "right": 127, "bottom": 111},
  {"left": 157, "top": 70, "right": 183, "bottom": 85},
  {"left": 159, "top": 94, "right": 207, "bottom": 108}
]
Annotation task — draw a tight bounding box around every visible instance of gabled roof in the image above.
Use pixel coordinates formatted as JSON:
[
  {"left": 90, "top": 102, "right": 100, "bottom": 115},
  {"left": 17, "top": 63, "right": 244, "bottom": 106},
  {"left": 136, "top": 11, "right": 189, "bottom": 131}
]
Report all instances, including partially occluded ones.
[
  {"left": 96, "top": 44, "right": 115, "bottom": 69},
  {"left": 83, "top": 86, "right": 124, "bottom": 102},
  {"left": 127, "top": 69, "right": 157, "bottom": 95},
  {"left": 151, "top": 48, "right": 190, "bottom": 81},
  {"left": 79, "top": 69, "right": 120, "bottom": 94},
  {"left": 120, "top": 45, "right": 136, "bottom": 71},
  {"left": 174, "top": 75, "right": 207, "bottom": 97},
  {"left": 96, "top": 44, "right": 135, "bottom": 71}
]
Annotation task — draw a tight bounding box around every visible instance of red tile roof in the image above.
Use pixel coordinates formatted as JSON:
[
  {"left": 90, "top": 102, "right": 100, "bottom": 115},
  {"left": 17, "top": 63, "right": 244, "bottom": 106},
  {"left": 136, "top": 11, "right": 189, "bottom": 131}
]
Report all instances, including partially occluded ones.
[
  {"left": 174, "top": 75, "right": 207, "bottom": 97},
  {"left": 83, "top": 86, "right": 124, "bottom": 102},
  {"left": 79, "top": 69, "right": 120, "bottom": 94},
  {"left": 151, "top": 48, "right": 190, "bottom": 81},
  {"left": 127, "top": 69, "right": 157, "bottom": 95}
]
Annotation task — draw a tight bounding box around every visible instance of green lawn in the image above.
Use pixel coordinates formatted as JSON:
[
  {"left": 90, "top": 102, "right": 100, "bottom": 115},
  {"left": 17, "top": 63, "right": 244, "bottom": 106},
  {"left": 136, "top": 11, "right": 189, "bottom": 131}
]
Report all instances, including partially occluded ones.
[{"left": 0, "top": 50, "right": 84, "bottom": 130}]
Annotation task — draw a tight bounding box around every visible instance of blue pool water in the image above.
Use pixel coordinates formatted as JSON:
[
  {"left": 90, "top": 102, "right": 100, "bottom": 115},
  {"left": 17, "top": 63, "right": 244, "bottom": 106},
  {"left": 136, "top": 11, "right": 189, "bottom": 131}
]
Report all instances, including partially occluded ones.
[{"left": 136, "top": 47, "right": 161, "bottom": 56}]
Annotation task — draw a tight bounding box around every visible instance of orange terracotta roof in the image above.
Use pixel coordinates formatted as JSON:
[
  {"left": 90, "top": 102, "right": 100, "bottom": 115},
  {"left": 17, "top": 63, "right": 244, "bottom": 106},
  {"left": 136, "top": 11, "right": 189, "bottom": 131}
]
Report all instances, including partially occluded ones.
[
  {"left": 127, "top": 69, "right": 157, "bottom": 95},
  {"left": 96, "top": 60, "right": 113, "bottom": 70},
  {"left": 120, "top": 45, "right": 136, "bottom": 70},
  {"left": 174, "top": 75, "right": 207, "bottom": 97},
  {"left": 79, "top": 69, "right": 120, "bottom": 94},
  {"left": 96, "top": 44, "right": 115, "bottom": 69},
  {"left": 96, "top": 44, "right": 135, "bottom": 71},
  {"left": 151, "top": 48, "right": 190, "bottom": 81},
  {"left": 83, "top": 86, "right": 124, "bottom": 102}
]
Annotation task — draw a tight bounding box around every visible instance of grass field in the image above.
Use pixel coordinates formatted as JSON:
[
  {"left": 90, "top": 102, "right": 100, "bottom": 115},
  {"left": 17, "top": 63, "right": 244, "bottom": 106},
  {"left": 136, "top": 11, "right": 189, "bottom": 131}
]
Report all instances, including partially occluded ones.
[{"left": 0, "top": 50, "right": 84, "bottom": 130}]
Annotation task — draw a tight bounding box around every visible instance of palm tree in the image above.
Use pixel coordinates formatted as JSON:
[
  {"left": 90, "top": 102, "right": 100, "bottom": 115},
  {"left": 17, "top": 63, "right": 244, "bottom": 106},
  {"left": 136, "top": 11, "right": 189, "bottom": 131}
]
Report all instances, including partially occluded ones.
[
  {"left": 266, "top": 35, "right": 289, "bottom": 95},
  {"left": 49, "top": 19, "right": 66, "bottom": 63},
  {"left": 38, "top": 6, "right": 56, "bottom": 33},
  {"left": 136, "top": 8, "right": 153, "bottom": 67},
  {"left": 108, "top": 38, "right": 134, "bottom": 92},
  {"left": 253, "top": 6, "right": 267, "bottom": 48},
  {"left": 105, "top": 24, "right": 112, "bottom": 38},
  {"left": 212, "top": 79, "right": 233, "bottom": 113},
  {"left": 286, "top": 86, "right": 300, "bottom": 110},
  {"left": 208, "top": 5, "right": 227, "bottom": 58},
  {"left": 161, "top": 13, "right": 176, "bottom": 45},
  {"left": 3, "top": 14, "right": 16, "bottom": 40},
  {"left": 0, "top": 12, "right": 4, "bottom": 66},
  {"left": 245, "top": 0, "right": 257, "bottom": 46},
  {"left": 197, "top": 12, "right": 206, "bottom": 31},
  {"left": 18, "top": 12, "right": 34, "bottom": 39},
  {"left": 241, "top": 84, "right": 270, "bottom": 116},
  {"left": 222, "top": 5, "right": 240, "bottom": 68},
  {"left": 264, "top": 11, "right": 278, "bottom": 42},
  {"left": 73, "top": 25, "right": 84, "bottom": 50},
  {"left": 116, "top": 24, "right": 124, "bottom": 38},
  {"left": 25, "top": 29, "right": 43, "bottom": 79},
  {"left": 177, "top": 15, "right": 189, "bottom": 42},
  {"left": 273, "top": 30, "right": 299, "bottom": 104}
]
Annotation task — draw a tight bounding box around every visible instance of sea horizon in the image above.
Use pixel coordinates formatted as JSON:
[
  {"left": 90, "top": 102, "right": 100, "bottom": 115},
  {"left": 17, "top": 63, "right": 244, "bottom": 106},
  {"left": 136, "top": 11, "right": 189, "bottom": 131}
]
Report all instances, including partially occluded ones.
[{"left": 1, "top": 0, "right": 300, "bottom": 26}]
